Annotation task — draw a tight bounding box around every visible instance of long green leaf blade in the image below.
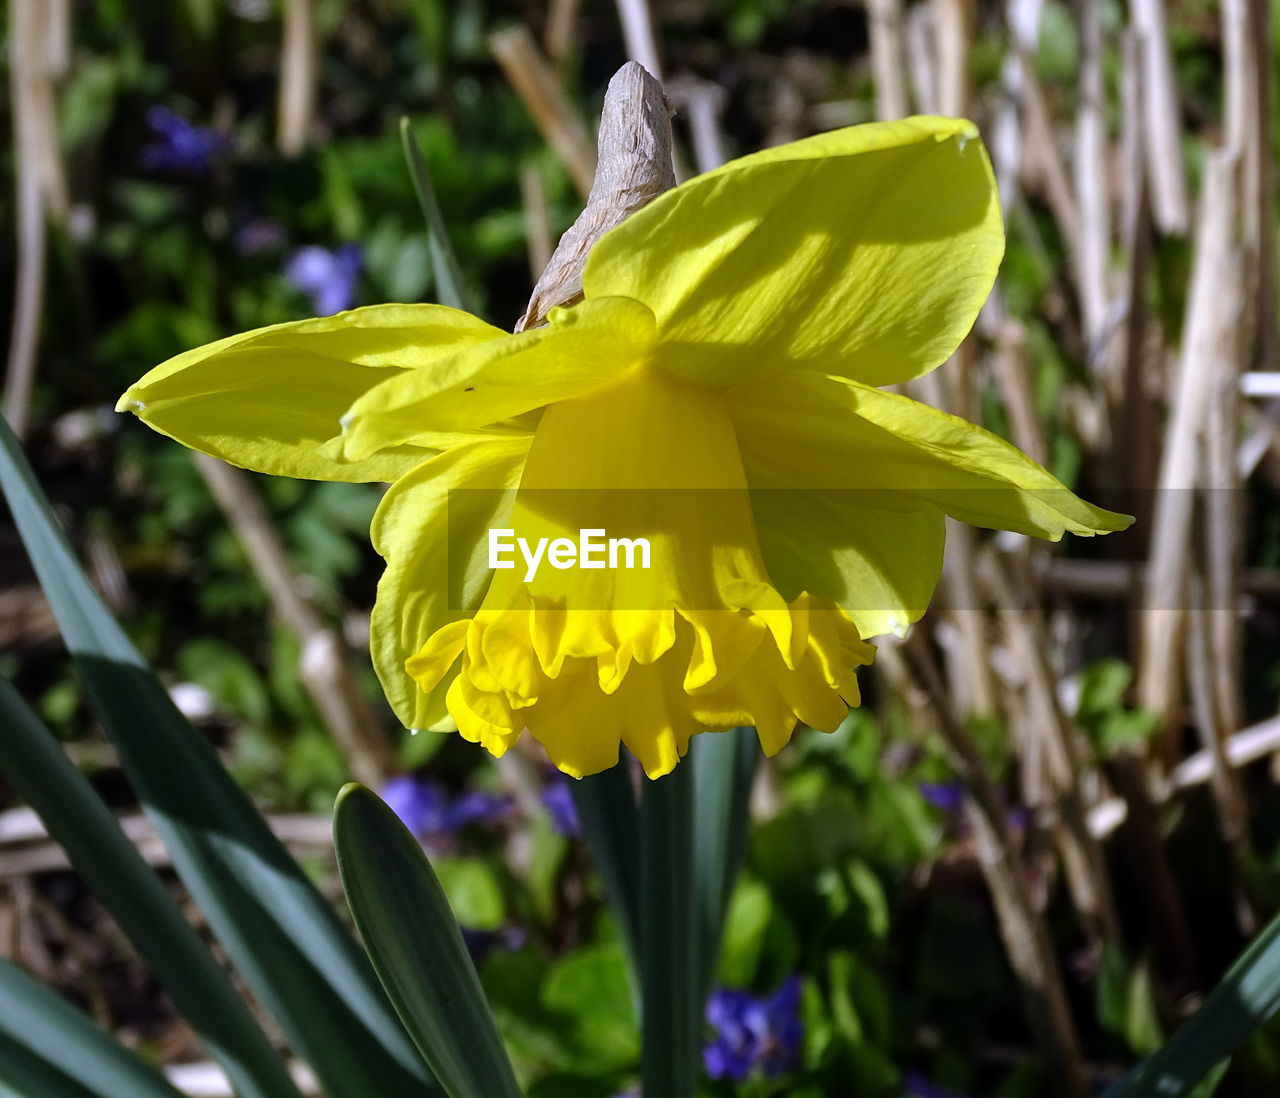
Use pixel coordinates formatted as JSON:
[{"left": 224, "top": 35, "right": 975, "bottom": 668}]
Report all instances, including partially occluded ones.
[
  {"left": 570, "top": 763, "right": 643, "bottom": 978},
  {"left": 0, "top": 676, "right": 302, "bottom": 1098},
  {"left": 0, "top": 958, "right": 184, "bottom": 1098},
  {"left": 640, "top": 762, "right": 699, "bottom": 1098},
  {"left": 1103, "top": 909, "right": 1280, "bottom": 1097},
  {"left": 333, "top": 784, "right": 522, "bottom": 1098},
  {"left": 400, "top": 116, "right": 471, "bottom": 313},
  {"left": 691, "top": 726, "right": 758, "bottom": 1004},
  {"left": 0, "top": 417, "right": 440, "bottom": 1098}
]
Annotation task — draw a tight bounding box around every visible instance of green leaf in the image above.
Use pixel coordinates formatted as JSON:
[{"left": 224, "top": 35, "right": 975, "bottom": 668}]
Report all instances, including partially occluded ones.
[
  {"left": 0, "top": 958, "right": 183, "bottom": 1098},
  {"left": 717, "top": 877, "right": 773, "bottom": 987},
  {"left": 400, "top": 117, "right": 471, "bottom": 312},
  {"left": 570, "top": 764, "right": 643, "bottom": 978},
  {"left": 541, "top": 944, "right": 640, "bottom": 1073},
  {"left": 0, "top": 677, "right": 301, "bottom": 1098},
  {"left": 639, "top": 763, "right": 699, "bottom": 1098},
  {"left": 434, "top": 858, "right": 506, "bottom": 931},
  {"left": 0, "top": 418, "right": 440, "bottom": 1098},
  {"left": 333, "top": 784, "right": 522, "bottom": 1098},
  {"left": 1102, "top": 904, "right": 1280, "bottom": 1096},
  {"left": 692, "top": 726, "right": 758, "bottom": 1003}
]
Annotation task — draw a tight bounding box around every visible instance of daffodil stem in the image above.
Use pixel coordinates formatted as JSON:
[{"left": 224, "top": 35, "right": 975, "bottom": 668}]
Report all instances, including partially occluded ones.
[
  {"left": 640, "top": 760, "right": 699, "bottom": 1098},
  {"left": 569, "top": 765, "right": 643, "bottom": 980},
  {"left": 692, "top": 726, "right": 758, "bottom": 1004}
]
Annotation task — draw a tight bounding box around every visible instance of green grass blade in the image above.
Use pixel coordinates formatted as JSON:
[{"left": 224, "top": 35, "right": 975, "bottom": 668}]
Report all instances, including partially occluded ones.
[
  {"left": 400, "top": 117, "right": 471, "bottom": 313},
  {"left": 691, "top": 726, "right": 758, "bottom": 1004},
  {"left": 0, "top": 676, "right": 302, "bottom": 1098},
  {"left": 570, "top": 765, "right": 643, "bottom": 978},
  {"left": 639, "top": 763, "right": 699, "bottom": 1098},
  {"left": 0, "top": 958, "right": 184, "bottom": 1098},
  {"left": 0, "top": 417, "right": 441, "bottom": 1098},
  {"left": 1102, "top": 909, "right": 1280, "bottom": 1097},
  {"left": 333, "top": 784, "right": 522, "bottom": 1098}
]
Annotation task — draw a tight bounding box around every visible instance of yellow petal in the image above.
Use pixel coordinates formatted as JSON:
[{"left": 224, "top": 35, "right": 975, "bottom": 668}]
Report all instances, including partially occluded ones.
[
  {"left": 117, "top": 304, "right": 507, "bottom": 482},
  {"left": 405, "top": 366, "right": 874, "bottom": 779},
  {"left": 335, "top": 296, "right": 657, "bottom": 459},
  {"left": 748, "top": 465, "right": 946, "bottom": 639},
  {"left": 584, "top": 116, "right": 1002, "bottom": 388},
  {"left": 371, "top": 436, "right": 532, "bottom": 731},
  {"left": 732, "top": 371, "right": 1133, "bottom": 540}
]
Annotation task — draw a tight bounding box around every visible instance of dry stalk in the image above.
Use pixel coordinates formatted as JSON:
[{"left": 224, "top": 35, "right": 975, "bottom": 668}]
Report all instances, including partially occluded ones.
[
  {"left": 1138, "top": 150, "right": 1242, "bottom": 733},
  {"left": 1012, "top": 40, "right": 1083, "bottom": 251},
  {"left": 277, "top": 0, "right": 317, "bottom": 156},
  {"left": 490, "top": 25, "right": 597, "bottom": 199},
  {"left": 4, "top": 0, "right": 70, "bottom": 439},
  {"left": 905, "top": 4, "right": 939, "bottom": 114},
  {"left": 1129, "top": 0, "right": 1189, "bottom": 233},
  {"left": 990, "top": 319, "right": 1049, "bottom": 466},
  {"left": 866, "top": 0, "right": 910, "bottom": 120},
  {"left": 518, "top": 160, "right": 554, "bottom": 282},
  {"left": 902, "top": 634, "right": 1089, "bottom": 1098},
  {"left": 1075, "top": 0, "right": 1111, "bottom": 354},
  {"left": 543, "top": 0, "right": 582, "bottom": 69},
  {"left": 613, "top": 0, "right": 664, "bottom": 84},
  {"left": 931, "top": 0, "right": 972, "bottom": 117},
  {"left": 666, "top": 77, "right": 728, "bottom": 173},
  {"left": 981, "top": 550, "right": 1122, "bottom": 947},
  {"left": 194, "top": 455, "right": 398, "bottom": 787}
]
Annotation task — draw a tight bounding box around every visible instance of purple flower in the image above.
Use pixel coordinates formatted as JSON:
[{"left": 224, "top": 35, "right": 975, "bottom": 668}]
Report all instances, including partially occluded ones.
[
  {"left": 919, "top": 781, "right": 965, "bottom": 813},
  {"left": 284, "top": 244, "right": 362, "bottom": 315},
  {"left": 446, "top": 790, "right": 513, "bottom": 830},
  {"left": 234, "top": 218, "right": 286, "bottom": 256},
  {"left": 382, "top": 775, "right": 450, "bottom": 836},
  {"left": 903, "top": 1071, "right": 972, "bottom": 1098},
  {"left": 460, "top": 924, "right": 527, "bottom": 964},
  {"left": 541, "top": 775, "right": 580, "bottom": 837},
  {"left": 703, "top": 976, "right": 803, "bottom": 1082},
  {"left": 381, "top": 775, "right": 511, "bottom": 840},
  {"left": 139, "top": 106, "right": 232, "bottom": 175}
]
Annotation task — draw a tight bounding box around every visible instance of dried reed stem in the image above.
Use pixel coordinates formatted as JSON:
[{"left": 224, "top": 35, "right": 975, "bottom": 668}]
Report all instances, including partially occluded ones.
[
  {"left": 4, "top": 0, "right": 68, "bottom": 439},
  {"left": 194, "top": 456, "right": 398, "bottom": 787},
  {"left": 490, "top": 25, "right": 597, "bottom": 199},
  {"left": 518, "top": 160, "right": 554, "bottom": 282},
  {"left": 613, "top": 0, "right": 664, "bottom": 83},
  {"left": 983, "top": 551, "right": 1122, "bottom": 946},
  {"left": 1138, "top": 150, "right": 1241, "bottom": 731},
  {"left": 1130, "top": 0, "right": 1189, "bottom": 233},
  {"left": 902, "top": 635, "right": 1089, "bottom": 1098},
  {"left": 1075, "top": 0, "right": 1111, "bottom": 352},
  {"left": 277, "top": 0, "right": 317, "bottom": 156},
  {"left": 866, "top": 0, "right": 910, "bottom": 119}
]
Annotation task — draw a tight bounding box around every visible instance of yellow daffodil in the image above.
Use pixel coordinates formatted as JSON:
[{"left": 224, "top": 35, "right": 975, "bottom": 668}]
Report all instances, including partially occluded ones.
[{"left": 118, "top": 116, "right": 1130, "bottom": 779}]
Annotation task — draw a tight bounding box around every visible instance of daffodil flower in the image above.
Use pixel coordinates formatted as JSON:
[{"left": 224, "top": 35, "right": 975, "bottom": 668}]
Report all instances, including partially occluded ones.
[{"left": 118, "top": 116, "right": 1129, "bottom": 779}]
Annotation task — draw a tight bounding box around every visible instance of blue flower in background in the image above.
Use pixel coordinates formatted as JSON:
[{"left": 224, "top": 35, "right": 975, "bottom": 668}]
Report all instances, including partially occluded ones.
[
  {"left": 139, "top": 106, "right": 232, "bottom": 175},
  {"left": 460, "top": 924, "right": 527, "bottom": 965},
  {"left": 234, "top": 218, "right": 286, "bottom": 256},
  {"left": 919, "top": 781, "right": 965, "bottom": 813},
  {"left": 284, "top": 244, "right": 362, "bottom": 315},
  {"left": 903, "top": 1071, "right": 972, "bottom": 1098},
  {"left": 541, "top": 774, "right": 580, "bottom": 837},
  {"left": 381, "top": 774, "right": 511, "bottom": 841},
  {"left": 703, "top": 976, "right": 803, "bottom": 1082},
  {"left": 448, "top": 789, "right": 514, "bottom": 829},
  {"left": 382, "top": 774, "right": 450, "bottom": 836}
]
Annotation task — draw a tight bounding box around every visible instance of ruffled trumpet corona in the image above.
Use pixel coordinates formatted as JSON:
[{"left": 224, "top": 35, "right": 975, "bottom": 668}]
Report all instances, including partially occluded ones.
[{"left": 119, "top": 90, "right": 1130, "bottom": 779}]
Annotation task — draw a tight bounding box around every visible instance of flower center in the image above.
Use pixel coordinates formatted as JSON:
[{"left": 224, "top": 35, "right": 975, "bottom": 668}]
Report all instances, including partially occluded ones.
[{"left": 406, "top": 365, "right": 874, "bottom": 778}]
